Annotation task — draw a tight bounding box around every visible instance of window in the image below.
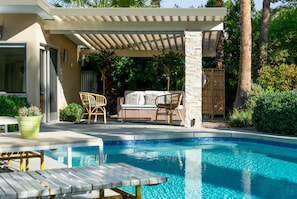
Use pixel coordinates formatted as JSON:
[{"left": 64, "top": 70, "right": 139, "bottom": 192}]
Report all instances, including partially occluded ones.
[{"left": 0, "top": 43, "right": 27, "bottom": 93}]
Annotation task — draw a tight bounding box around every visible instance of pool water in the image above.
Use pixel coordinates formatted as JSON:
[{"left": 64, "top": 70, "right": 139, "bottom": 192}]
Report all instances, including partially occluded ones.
[{"left": 45, "top": 138, "right": 297, "bottom": 199}]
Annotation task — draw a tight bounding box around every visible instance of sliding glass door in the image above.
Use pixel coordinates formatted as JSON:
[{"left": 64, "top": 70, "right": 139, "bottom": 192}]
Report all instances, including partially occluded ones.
[{"left": 40, "top": 46, "right": 58, "bottom": 122}]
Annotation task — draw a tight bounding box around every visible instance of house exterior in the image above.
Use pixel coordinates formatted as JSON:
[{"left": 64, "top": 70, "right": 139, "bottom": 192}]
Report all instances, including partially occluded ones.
[{"left": 0, "top": 0, "right": 226, "bottom": 127}]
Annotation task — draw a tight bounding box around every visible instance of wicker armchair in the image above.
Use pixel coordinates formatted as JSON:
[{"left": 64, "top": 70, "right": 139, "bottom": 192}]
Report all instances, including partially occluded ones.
[
  {"left": 79, "top": 92, "right": 107, "bottom": 124},
  {"left": 155, "top": 93, "right": 184, "bottom": 125}
]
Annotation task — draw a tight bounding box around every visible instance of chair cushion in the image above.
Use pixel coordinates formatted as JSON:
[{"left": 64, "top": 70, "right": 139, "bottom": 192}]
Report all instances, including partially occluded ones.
[{"left": 89, "top": 95, "right": 97, "bottom": 106}]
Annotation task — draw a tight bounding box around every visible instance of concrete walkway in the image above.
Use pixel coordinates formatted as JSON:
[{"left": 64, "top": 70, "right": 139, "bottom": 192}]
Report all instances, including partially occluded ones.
[{"left": 40, "top": 119, "right": 233, "bottom": 141}]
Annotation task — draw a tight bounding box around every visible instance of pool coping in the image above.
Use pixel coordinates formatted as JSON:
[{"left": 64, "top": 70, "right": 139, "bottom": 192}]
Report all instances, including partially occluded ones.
[
  {"left": 40, "top": 121, "right": 297, "bottom": 146},
  {"left": 100, "top": 128, "right": 297, "bottom": 147}
]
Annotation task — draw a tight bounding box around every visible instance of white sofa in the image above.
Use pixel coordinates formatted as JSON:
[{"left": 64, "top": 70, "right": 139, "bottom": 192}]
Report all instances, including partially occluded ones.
[{"left": 117, "top": 90, "right": 184, "bottom": 121}]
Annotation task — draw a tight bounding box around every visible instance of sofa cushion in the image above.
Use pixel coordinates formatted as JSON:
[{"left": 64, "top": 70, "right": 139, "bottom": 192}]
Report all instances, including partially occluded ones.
[
  {"left": 124, "top": 91, "right": 145, "bottom": 105},
  {"left": 144, "top": 91, "right": 167, "bottom": 105}
]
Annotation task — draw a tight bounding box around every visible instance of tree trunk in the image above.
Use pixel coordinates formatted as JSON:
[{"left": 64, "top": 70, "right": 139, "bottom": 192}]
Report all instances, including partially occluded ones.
[
  {"left": 234, "top": 0, "right": 252, "bottom": 109},
  {"left": 102, "top": 74, "right": 106, "bottom": 95},
  {"left": 257, "top": 0, "right": 270, "bottom": 73},
  {"left": 167, "top": 76, "right": 170, "bottom": 91}
]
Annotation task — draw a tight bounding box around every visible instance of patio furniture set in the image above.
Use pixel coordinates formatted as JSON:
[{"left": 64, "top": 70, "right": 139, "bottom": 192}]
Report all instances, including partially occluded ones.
[
  {"left": 80, "top": 90, "right": 184, "bottom": 125},
  {"left": 116, "top": 90, "right": 184, "bottom": 124}
]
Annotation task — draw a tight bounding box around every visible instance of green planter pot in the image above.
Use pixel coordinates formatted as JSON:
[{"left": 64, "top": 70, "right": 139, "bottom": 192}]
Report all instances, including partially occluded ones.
[{"left": 16, "top": 115, "right": 42, "bottom": 139}]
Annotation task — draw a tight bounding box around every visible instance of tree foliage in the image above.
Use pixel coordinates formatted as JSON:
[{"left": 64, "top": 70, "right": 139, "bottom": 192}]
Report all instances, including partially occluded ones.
[
  {"left": 222, "top": 0, "right": 241, "bottom": 110},
  {"left": 268, "top": 6, "right": 297, "bottom": 65},
  {"left": 257, "top": 64, "right": 297, "bottom": 92},
  {"left": 85, "top": 50, "right": 115, "bottom": 95},
  {"left": 153, "top": 51, "right": 185, "bottom": 91},
  {"left": 49, "top": 0, "right": 149, "bottom": 7}
]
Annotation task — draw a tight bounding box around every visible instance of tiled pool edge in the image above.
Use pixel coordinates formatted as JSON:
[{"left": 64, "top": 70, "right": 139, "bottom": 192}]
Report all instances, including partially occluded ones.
[{"left": 103, "top": 128, "right": 297, "bottom": 148}]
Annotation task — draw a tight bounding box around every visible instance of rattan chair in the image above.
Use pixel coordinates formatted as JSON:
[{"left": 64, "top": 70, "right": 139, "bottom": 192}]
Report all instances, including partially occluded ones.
[
  {"left": 79, "top": 92, "right": 107, "bottom": 124},
  {"left": 155, "top": 93, "right": 184, "bottom": 125}
]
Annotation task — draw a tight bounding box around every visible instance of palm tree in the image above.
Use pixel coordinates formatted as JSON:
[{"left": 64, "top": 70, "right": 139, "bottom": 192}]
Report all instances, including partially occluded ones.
[{"left": 234, "top": 0, "right": 252, "bottom": 108}]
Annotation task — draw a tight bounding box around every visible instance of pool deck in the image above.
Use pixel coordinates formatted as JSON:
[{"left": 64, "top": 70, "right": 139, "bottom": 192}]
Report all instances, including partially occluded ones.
[
  {"left": 40, "top": 119, "right": 297, "bottom": 145},
  {"left": 4, "top": 119, "right": 297, "bottom": 171},
  {"left": 3, "top": 119, "right": 297, "bottom": 198}
]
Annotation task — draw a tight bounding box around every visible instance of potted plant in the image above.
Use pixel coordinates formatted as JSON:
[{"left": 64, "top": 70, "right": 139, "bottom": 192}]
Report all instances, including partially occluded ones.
[{"left": 16, "top": 105, "right": 42, "bottom": 139}]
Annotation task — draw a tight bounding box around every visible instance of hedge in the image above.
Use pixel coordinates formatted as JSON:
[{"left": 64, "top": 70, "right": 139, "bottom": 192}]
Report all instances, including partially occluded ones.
[{"left": 252, "top": 90, "right": 297, "bottom": 135}]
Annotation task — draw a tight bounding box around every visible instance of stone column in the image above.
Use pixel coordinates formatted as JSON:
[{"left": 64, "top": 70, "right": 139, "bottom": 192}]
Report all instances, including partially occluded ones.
[{"left": 184, "top": 31, "right": 202, "bottom": 128}]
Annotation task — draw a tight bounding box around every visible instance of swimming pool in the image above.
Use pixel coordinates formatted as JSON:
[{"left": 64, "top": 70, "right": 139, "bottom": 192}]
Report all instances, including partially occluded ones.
[{"left": 45, "top": 137, "right": 297, "bottom": 198}]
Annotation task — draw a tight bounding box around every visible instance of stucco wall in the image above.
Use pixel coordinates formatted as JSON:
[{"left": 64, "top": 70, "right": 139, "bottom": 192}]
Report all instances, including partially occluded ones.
[
  {"left": 47, "top": 34, "right": 81, "bottom": 107},
  {"left": 2, "top": 14, "right": 46, "bottom": 106},
  {"left": 1, "top": 14, "right": 81, "bottom": 111}
]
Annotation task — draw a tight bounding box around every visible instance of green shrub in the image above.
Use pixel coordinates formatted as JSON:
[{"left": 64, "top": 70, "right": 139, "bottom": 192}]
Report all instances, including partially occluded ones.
[
  {"left": 0, "top": 95, "right": 29, "bottom": 116},
  {"left": 252, "top": 90, "right": 297, "bottom": 135},
  {"left": 228, "top": 83, "right": 264, "bottom": 128},
  {"left": 60, "top": 103, "right": 83, "bottom": 122},
  {"left": 229, "top": 108, "right": 253, "bottom": 127},
  {"left": 258, "top": 64, "right": 297, "bottom": 92},
  {"left": 0, "top": 95, "right": 29, "bottom": 132},
  {"left": 245, "top": 83, "right": 266, "bottom": 109}
]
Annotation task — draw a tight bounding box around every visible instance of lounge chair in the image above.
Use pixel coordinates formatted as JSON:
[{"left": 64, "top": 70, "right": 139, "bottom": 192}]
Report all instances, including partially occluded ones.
[{"left": 79, "top": 92, "right": 107, "bottom": 124}]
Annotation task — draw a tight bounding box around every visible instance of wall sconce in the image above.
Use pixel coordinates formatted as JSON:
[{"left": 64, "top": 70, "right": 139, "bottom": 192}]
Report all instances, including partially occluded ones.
[
  {"left": 0, "top": 26, "right": 3, "bottom": 38},
  {"left": 63, "top": 49, "right": 68, "bottom": 62}
]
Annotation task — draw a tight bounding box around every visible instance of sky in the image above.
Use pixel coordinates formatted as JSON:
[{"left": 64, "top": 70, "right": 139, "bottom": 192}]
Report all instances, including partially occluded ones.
[{"left": 160, "top": 0, "right": 281, "bottom": 10}]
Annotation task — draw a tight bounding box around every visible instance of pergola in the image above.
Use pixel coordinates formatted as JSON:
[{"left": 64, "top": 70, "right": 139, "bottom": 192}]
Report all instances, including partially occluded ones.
[
  {"left": 0, "top": 0, "right": 226, "bottom": 127},
  {"left": 0, "top": 1, "right": 226, "bottom": 56},
  {"left": 44, "top": 7, "right": 226, "bottom": 58}
]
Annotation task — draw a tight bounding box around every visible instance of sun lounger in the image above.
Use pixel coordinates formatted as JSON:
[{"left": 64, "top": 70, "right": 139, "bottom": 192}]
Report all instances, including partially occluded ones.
[{"left": 0, "top": 163, "right": 167, "bottom": 199}]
